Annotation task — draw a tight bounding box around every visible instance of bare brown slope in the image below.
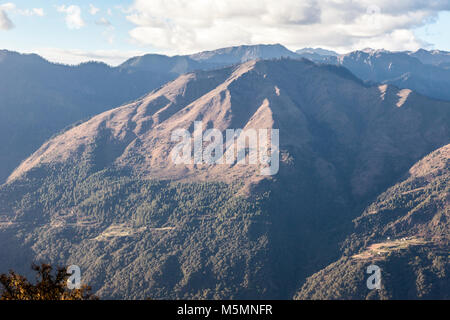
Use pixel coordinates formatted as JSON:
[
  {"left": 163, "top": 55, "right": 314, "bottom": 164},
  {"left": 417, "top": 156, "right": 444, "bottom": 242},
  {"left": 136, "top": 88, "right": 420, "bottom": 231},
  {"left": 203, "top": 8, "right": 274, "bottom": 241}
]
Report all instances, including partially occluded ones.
[{"left": 8, "top": 61, "right": 272, "bottom": 184}]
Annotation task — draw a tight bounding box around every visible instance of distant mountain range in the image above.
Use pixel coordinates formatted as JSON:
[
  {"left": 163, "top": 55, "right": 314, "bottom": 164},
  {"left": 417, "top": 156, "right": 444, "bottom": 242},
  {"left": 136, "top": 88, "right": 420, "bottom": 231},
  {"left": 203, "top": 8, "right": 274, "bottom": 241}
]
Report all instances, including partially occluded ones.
[
  {"left": 408, "top": 49, "right": 450, "bottom": 68},
  {"left": 313, "top": 49, "right": 450, "bottom": 102},
  {"left": 295, "top": 48, "right": 339, "bottom": 62},
  {"left": 1, "top": 58, "right": 448, "bottom": 299}
]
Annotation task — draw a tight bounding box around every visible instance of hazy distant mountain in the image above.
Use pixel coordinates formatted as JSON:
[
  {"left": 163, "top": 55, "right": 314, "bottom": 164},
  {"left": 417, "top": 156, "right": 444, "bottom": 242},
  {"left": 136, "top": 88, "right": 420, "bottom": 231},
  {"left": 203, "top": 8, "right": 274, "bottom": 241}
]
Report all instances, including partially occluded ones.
[
  {"left": 189, "top": 44, "right": 298, "bottom": 64},
  {"left": 118, "top": 54, "right": 205, "bottom": 74},
  {"left": 307, "top": 49, "right": 450, "bottom": 101},
  {"left": 1, "top": 59, "right": 448, "bottom": 299},
  {"left": 408, "top": 49, "right": 450, "bottom": 68},
  {"left": 295, "top": 48, "right": 339, "bottom": 62},
  {"left": 119, "top": 44, "right": 301, "bottom": 74},
  {"left": 296, "top": 48, "right": 338, "bottom": 56},
  {"left": 296, "top": 144, "right": 449, "bottom": 299}
]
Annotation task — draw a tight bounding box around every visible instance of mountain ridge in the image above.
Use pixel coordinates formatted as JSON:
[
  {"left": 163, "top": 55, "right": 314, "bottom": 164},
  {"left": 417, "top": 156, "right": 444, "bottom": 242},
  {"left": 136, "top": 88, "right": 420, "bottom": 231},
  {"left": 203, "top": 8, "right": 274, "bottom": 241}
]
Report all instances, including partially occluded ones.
[{"left": 9, "top": 58, "right": 449, "bottom": 196}]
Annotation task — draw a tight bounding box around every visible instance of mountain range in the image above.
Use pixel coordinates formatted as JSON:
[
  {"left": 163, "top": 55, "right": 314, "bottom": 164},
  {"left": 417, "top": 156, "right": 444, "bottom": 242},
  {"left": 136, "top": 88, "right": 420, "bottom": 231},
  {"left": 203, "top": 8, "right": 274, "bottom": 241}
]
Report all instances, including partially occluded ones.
[
  {"left": 2, "top": 44, "right": 450, "bottom": 185},
  {"left": 0, "top": 55, "right": 448, "bottom": 299},
  {"left": 316, "top": 49, "right": 450, "bottom": 102}
]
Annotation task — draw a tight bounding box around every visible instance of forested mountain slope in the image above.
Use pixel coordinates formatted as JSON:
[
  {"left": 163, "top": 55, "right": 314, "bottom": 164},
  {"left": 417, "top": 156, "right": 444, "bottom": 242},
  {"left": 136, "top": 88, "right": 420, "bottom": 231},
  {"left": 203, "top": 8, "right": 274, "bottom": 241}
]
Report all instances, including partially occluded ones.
[{"left": 295, "top": 144, "right": 449, "bottom": 299}]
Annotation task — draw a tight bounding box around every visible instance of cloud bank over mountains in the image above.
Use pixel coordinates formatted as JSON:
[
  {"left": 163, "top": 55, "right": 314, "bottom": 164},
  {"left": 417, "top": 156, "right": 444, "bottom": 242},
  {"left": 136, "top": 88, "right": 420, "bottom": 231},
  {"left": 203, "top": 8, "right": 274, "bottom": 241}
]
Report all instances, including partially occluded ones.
[{"left": 126, "top": 0, "right": 450, "bottom": 53}]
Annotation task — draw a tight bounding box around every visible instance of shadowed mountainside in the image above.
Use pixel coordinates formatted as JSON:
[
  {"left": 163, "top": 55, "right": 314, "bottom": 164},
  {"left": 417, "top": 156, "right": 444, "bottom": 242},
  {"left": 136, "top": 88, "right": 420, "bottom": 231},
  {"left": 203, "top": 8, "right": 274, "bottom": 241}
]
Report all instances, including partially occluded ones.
[{"left": 295, "top": 144, "right": 449, "bottom": 300}]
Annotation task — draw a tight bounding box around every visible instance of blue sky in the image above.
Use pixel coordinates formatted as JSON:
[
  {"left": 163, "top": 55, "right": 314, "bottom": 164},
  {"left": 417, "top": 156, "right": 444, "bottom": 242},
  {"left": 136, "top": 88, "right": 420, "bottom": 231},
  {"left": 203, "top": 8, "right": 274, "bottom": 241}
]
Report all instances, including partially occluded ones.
[
  {"left": 3, "top": 1, "right": 133, "bottom": 51},
  {"left": 0, "top": 1, "right": 147, "bottom": 64},
  {"left": 415, "top": 11, "right": 450, "bottom": 51},
  {"left": 0, "top": 1, "right": 449, "bottom": 65}
]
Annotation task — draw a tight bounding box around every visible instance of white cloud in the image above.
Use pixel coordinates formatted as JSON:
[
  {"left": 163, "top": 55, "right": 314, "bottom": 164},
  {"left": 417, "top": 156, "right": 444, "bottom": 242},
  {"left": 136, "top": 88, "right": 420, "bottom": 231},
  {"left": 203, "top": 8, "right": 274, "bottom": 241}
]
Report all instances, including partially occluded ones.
[
  {"left": 57, "top": 5, "right": 85, "bottom": 30},
  {"left": 0, "top": 2, "right": 15, "bottom": 11},
  {"left": 94, "top": 16, "right": 114, "bottom": 44},
  {"left": 125, "top": 0, "right": 450, "bottom": 53},
  {"left": 18, "top": 8, "right": 45, "bottom": 16},
  {"left": 0, "top": 10, "right": 13, "bottom": 30},
  {"left": 104, "top": 31, "right": 115, "bottom": 44},
  {"left": 89, "top": 4, "right": 99, "bottom": 15},
  {"left": 0, "top": 2, "right": 15, "bottom": 30},
  {"left": 96, "top": 17, "right": 111, "bottom": 26},
  {"left": 32, "top": 8, "right": 45, "bottom": 16},
  {"left": 29, "top": 47, "right": 146, "bottom": 66},
  {"left": 96, "top": 18, "right": 115, "bottom": 44},
  {"left": 0, "top": 4, "right": 45, "bottom": 30}
]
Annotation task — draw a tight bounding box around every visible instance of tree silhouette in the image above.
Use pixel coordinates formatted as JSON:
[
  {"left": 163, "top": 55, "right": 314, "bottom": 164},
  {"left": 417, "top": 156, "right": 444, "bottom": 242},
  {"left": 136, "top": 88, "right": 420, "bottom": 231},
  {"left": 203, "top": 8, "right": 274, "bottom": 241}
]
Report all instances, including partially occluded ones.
[{"left": 0, "top": 263, "right": 98, "bottom": 300}]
